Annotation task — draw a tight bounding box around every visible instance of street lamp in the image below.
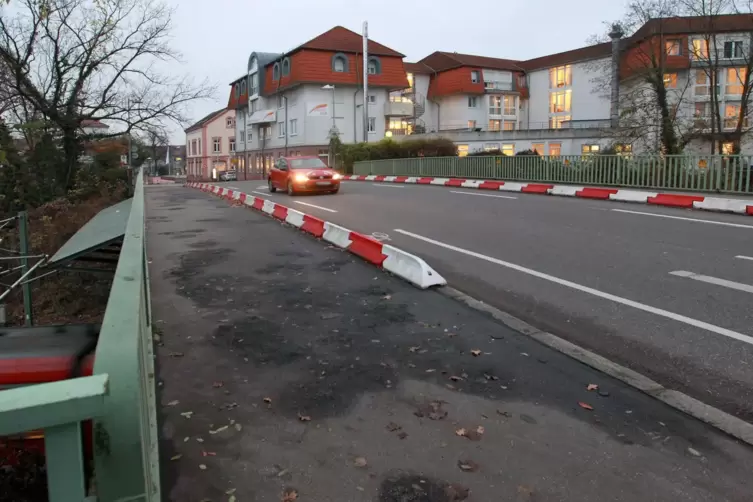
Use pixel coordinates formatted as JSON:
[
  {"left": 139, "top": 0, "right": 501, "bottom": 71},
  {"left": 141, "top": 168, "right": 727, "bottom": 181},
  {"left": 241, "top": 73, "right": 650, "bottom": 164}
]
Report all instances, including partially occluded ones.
[{"left": 322, "top": 84, "right": 336, "bottom": 132}]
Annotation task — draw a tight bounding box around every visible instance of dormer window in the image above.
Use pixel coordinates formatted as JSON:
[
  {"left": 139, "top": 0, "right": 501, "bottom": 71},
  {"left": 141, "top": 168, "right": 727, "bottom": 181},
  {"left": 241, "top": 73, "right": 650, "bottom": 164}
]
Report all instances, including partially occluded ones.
[
  {"left": 282, "top": 57, "right": 291, "bottom": 76},
  {"left": 367, "top": 56, "right": 381, "bottom": 75},
  {"left": 272, "top": 63, "right": 281, "bottom": 81},
  {"left": 332, "top": 53, "right": 349, "bottom": 72}
]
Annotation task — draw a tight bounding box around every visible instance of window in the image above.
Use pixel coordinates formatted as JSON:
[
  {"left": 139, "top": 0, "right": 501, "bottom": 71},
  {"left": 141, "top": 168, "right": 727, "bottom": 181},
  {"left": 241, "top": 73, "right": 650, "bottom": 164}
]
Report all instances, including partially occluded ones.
[
  {"left": 549, "top": 115, "right": 570, "bottom": 129},
  {"left": 367, "top": 117, "right": 376, "bottom": 133},
  {"left": 549, "top": 143, "right": 561, "bottom": 156},
  {"left": 692, "top": 39, "right": 709, "bottom": 59},
  {"left": 198, "top": 139, "right": 201, "bottom": 155},
  {"left": 272, "top": 63, "right": 280, "bottom": 81},
  {"left": 581, "top": 144, "right": 600, "bottom": 154},
  {"left": 278, "top": 121, "right": 286, "bottom": 137},
  {"left": 471, "top": 71, "right": 480, "bottom": 83},
  {"left": 367, "top": 57, "right": 381, "bottom": 74},
  {"left": 549, "top": 65, "right": 572, "bottom": 88},
  {"left": 457, "top": 144, "right": 469, "bottom": 157},
  {"left": 724, "top": 41, "right": 744, "bottom": 59},
  {"left": 289, "top": 118, "right": 298, "bottom": 136},
  {"left": 694, "top": 102, "right": 709, "bottom": 117},
  {"left": 665, "top": 39, "right": 681, "bottom": 56},
  {"left": 226, "top": 117, "right": 235, "bottom": 128},
  {"left": 262, "top": 125, "right": 271, "bottom": 139},
  {"left": 724, "top": 103, "right": 741, "bottom": 129},
  {"left": 239, "top": 130, "right": 245, "bottom": 143},
  {"left": 250, "top": 99, "right": 258, "bottom": 113},
  {"left": 722, "top": 141, "right": 735, "bottom": 155},
  {"left": 407, "top": 73, "right": 414, "bottom": 89},
  {"left": 468, "top": 96, "right": 478, "bottom": 108},
  {"left": 467, "top": 120, "right": 477, "bottom": 130},
  {"left": 503, "top": 121, "right": 515, "bottom": 131},
  {"left": 726, "top": 67, "right": 746, "bottom": 95},
  {"left": 488, "top": 119, "right": 501, "bottom": 131},
  {"left": 550, "top": 90, "right": 572, "bottom": 113},
  {"left": 367, "top": 94, "right": 377, "bottom": 104},
  {"left": 277, "top": 95, "right": 284, "bottom": 108},
  {"left": 212, "top": 137, "right": 221, "bottom": 153},
  {"left": 234, "top": 84, "right": 240, "bottom": 98},
  {"left": 249, "top": 73, "right": 259, "bottom": 96},
  {"left": 614, "top": 144, "right": 632, "bottom": 156},
  {"left": 663, "top": 73, "right": 678, "bottom": 88},
  {"left": 332, "top": 53, "right": 348, "bottom": 72},
  {"left": 229, "top": 137, "right": 236, "bottom": 153},
  {"left": 489, "top": 96, "right": 502, "bottom": 115},
  {"left": 190, "top": 139, "right": 197, "bottom": 156},
  {"left": 695, "top": 70, "right": 719, "bottom": 96},
  {"left": 501, "top": 144, "right": 514, "bottom": 156},
  {"left": 282, "top": 57, "right": 291, "bottom": 76},
  {"left": 503, "top": 96, "right": 516, "bottom": 115},
  {"left": 241, "top": 79, "right": 246, "bottom": 94},
  {"left": 484, "top": 143, "right": 500, "bottom": 152},
  {"left": 531, "top": 143, "right": 545, "bottom": 155}
]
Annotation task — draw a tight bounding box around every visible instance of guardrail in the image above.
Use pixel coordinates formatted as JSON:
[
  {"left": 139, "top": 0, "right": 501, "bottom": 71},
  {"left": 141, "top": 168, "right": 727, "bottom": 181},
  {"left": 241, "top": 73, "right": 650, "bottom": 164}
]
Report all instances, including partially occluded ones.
[
  {"left": 353, "top": 155, "right": 753, "bottom": 194},
  {"left": 0, "top": 168, "right": 161, "bottom": 501}
]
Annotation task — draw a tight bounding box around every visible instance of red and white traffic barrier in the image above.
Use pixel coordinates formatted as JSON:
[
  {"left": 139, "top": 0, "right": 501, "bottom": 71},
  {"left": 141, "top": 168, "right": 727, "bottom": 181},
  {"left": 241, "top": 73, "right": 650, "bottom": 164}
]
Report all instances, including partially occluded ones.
[
  {"left": 184, "top": 182, "right": 446, "bottom": 289},
  {"left": 343, "top": 175, "right": 753, "bottom": 216}
]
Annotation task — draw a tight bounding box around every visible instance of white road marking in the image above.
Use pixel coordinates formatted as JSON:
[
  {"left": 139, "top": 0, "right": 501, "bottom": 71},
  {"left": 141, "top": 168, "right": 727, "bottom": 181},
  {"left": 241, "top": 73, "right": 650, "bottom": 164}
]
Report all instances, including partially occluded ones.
[
  {"left": 670, "top": 271, "right": 753, "bottom": 294},
  {"left": 372, "top": 184, "right": 405, "bottom": 188},
  {"left": 450, "top": 190, "right": 517, "bottom": 200},
  {"left": 227, "top": 186, "right": 240, "bottom": 190},
  {"left": 256, "top": 185, "right": 268, "bottom": 190},
  {"left": 293, "top": 201, "right": 338, "bottom": 213},
  {"left": 736, "top": 255, "right": 753, "bottom": 262},
  {"left": 612, "top": 208, "right": 753, "bottom": 229},
  {"left": 251, "top": 191, "right": 270, "bottom": 197},
  {"left": 393, "top": 228, "right": 753, "bottom": 346}
]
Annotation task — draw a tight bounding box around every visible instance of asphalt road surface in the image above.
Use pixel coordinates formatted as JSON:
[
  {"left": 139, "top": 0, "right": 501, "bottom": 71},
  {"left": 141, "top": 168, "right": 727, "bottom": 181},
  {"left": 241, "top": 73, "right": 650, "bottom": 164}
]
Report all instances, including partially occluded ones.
[
  {"left": 148, "top": 185, "right": 753, "bottom": 501},
  {"left": 227, "top": 179, "right": 753, "bottom": 423}
]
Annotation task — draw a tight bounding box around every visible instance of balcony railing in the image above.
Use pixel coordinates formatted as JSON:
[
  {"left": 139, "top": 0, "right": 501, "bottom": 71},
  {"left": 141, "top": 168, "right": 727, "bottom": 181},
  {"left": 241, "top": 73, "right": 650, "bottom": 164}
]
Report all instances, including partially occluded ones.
[
  {"left": 384, "top": 100, "right": 414, "bottom": 117},
  {"left": 484, "top": 81, "right": 515, "bottom": 92}
]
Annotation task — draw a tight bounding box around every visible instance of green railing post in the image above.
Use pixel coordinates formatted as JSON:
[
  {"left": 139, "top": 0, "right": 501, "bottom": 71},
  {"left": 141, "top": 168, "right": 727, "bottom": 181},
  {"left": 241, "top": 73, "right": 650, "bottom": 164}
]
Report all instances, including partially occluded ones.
[
  {"left": 45, "top": 422, "right": 86, "bottom": 500},
  {"left": 18, "top": 210, "right": 33, "bottom": 326}
]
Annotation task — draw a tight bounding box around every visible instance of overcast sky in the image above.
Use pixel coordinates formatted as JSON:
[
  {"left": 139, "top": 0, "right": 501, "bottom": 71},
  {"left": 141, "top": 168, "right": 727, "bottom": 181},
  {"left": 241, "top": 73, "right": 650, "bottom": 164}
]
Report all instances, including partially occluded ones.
[{"left": 168, "top": 0, "right": 630, "bottom": 143}]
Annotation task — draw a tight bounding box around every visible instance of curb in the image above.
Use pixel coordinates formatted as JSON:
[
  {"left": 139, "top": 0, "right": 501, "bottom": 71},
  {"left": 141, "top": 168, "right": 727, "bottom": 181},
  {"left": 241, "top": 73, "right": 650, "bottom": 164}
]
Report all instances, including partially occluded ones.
[
  {"left": 344, "top": 175, "right": 753, "bottom": 216},
  {"left": 185, "top": 182, "right": 446, "bottom": 289},
  {"left": 440, "top": 286, "right": 753, "bottom": 447}
]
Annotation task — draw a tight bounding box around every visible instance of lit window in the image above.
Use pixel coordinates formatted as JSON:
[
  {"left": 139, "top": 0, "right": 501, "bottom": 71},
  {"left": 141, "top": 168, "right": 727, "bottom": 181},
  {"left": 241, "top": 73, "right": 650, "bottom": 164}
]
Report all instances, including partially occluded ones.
[
  {"left": 724, "top": 103, "right": 741, "bottom": 129},
  {"left": 549, "top": 116, "right": 570, "bottom": 129},
  {"left": 467, "top": 120, "right": 477, "bottom": 130},
  {"left": 468, "top": 96, "right": 478, "bottom": 108},
  {"left": 484, "top": 143, "right": 500, "bottom": 152},
  {"left": 503, "top": 96, "right": 516, "bottom": 115},
  {"left": 665, "top": 40, "right": 681, "bottom": 56},
  {"left": 724, "top": 41, "right": 744, "bottom": 59},
  {"left": 722, "top": 141, "right": 735, "bottom": 154},
  {"left": 407, "top": 73, "right": 414, "bottom": 88},
  {"left": 213, "top": 137, "right": 221, "bottom": 153},
  {"left": 503, "top": 121, "right": 515, "bottom": 131},
  {"left": 549, "top": 143, "right": 561, "bottom": 156},
  {"left": 725, "top": 67, "right": 746, "bottom": 95},
  {"left": 501, "top": 144, "right": 514, "bottom": 156},
  {"left": 615, "top": 144, "right": 632, "bottom": 156},
  {"left": 471, "top": 71, "right": 480, "bottom": 83},
  {"left": 695, "top": 70, "right": 719, "bottom": 96},
  {"left": 549, "top": 65, "right": 572, "bottom": 88},
  {"left": 531, "top": 143, "right": 545, "bottom": 155},
  {"left": 581, "top": 144, "right": 600, "bottom": 154},
  {"left": 488, "top": 119, "right": 501, "bottom": 131},
  {"left": 457, "top": 144, "right": 469, "bottom": 157},
  {"left": 692, "top": 39, "right": 709, "bottom": 59},
  {"left": 663, "top": 73, "right": 678, "bottom": 88},
  {"left": 489, "top": 96, "right": 502, "bottom": 115},
  {"left": 367, "top": 117, "right": 376, "bottom": 133},
  {"left": 549, "top": 90, "right": 572, "bottom": 113}
]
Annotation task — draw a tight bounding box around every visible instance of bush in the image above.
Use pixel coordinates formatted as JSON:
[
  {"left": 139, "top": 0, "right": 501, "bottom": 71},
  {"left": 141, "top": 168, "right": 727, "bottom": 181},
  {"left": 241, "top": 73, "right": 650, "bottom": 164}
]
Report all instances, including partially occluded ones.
[{"left": 338, "top": 137, "right": 457, "bottom": 173}]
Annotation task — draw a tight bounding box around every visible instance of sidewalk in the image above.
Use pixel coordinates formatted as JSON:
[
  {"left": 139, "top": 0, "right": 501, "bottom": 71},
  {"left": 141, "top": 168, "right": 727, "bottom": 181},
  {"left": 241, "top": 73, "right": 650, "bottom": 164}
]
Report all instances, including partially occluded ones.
[{"left": 147, "top": 185, "right": 753, "bottom": 502}]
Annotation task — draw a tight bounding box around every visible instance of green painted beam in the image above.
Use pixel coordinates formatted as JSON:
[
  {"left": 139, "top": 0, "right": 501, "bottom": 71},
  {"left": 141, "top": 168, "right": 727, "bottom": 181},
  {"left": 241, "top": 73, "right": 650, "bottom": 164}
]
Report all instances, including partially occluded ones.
[
  {"left": 45, "top": 422, "right": 87, "bottom": 502},
  {"left": 0, "top": 374, "right": 109, "bottom": 435}
]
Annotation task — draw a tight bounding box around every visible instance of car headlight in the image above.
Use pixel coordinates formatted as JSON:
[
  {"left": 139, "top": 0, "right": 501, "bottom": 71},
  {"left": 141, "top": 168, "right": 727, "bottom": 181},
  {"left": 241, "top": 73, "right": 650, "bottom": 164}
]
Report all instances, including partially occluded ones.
[
  {"left": 332, "top": 173, "right": 342, "bottom": 180},
  {"left": 293, "top": 173, "right": 308, "bottom": 183}
]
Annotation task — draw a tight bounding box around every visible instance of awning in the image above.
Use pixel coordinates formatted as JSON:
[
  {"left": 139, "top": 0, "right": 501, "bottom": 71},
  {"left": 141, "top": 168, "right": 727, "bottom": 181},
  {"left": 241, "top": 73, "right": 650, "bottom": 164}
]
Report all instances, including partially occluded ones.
[
  {"left": 48, "top": 198, "right": 132, "bottom": 268},
  {"left": 248, "top": 109, "right": 277, "bottom": 124}
]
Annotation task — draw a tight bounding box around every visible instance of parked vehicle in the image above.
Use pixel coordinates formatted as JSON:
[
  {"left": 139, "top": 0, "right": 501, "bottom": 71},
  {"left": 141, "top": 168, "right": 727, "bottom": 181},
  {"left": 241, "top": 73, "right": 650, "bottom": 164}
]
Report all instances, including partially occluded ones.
[
  {"left": 268, "top": 156, "right": 341, "bottom": 195},
  {"left": 219, "top": 170, "right": 237, "bottom": 181}
]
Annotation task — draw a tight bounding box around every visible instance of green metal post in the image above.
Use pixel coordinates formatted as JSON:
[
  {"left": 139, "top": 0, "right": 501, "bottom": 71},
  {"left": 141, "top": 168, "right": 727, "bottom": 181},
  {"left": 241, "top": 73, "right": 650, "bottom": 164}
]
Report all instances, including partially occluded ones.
[{"left": 18, "top": 211, "right": 33, "bottom": 326}]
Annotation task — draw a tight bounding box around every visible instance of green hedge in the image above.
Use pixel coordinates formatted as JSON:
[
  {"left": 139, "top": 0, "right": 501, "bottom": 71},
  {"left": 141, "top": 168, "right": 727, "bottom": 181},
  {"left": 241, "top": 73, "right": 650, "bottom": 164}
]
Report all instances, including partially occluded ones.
[{"left": 337, "top": 138, "right": 457, "bottom": 173}]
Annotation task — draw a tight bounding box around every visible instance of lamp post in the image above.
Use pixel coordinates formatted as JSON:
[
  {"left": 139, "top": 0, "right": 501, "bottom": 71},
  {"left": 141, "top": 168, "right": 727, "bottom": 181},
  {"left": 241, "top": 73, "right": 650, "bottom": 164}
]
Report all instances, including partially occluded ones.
[
  {"left": 322, "top": 84, "right": 338, "bottom": 167},
  {"left": 321, "top": 84, "right": 336, "bottom": 131}
]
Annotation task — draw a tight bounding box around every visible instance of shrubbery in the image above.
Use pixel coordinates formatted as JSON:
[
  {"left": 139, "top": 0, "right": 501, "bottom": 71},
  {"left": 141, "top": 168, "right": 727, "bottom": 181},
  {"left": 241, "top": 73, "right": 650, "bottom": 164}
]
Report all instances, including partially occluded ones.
[{"left": 337, "top": 138, "right": 457, "bottom": 173}]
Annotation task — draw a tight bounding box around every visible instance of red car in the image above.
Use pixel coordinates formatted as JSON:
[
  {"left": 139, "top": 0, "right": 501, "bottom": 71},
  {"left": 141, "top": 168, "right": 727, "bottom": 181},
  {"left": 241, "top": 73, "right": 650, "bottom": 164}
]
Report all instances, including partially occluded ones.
[{"left": 268, "top": 156, "right": 341, "bottom": 195}]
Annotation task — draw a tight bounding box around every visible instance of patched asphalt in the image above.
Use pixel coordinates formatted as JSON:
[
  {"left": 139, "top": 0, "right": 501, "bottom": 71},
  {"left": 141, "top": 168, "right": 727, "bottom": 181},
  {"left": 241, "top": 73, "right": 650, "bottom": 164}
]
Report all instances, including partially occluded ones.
[{"left": 147, "top": 185, "right": 753, "bottom": 502}]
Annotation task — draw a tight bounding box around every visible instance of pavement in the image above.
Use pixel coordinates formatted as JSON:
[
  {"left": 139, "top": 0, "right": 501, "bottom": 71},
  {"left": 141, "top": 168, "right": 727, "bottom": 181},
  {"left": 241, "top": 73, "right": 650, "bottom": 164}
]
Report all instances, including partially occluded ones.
[
  {"left": 147, "top": 185, "right": 753, "bottom": 501},
  {"left": 224, "top": 179, "right": 753, "bottom": 425}
]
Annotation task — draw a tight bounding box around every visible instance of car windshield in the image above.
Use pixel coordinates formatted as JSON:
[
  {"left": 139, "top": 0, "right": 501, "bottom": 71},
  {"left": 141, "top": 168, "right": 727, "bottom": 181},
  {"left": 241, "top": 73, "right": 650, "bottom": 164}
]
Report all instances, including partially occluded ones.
[{"left": 289, "top": 158, "right": 328, "bottom": 169}]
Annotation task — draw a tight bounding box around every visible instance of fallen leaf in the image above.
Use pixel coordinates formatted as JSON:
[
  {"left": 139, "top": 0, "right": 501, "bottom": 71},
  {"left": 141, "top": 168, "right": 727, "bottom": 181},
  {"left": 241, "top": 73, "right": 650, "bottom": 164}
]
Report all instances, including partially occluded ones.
[
  {"left": 213, "top": 381, "right": 224, "bottom": 388},
  {"left": 234, "top": 423, "right": 243, "bottom": 431},
  {"left": 497, "top": 409, "right": 512, "bottom": 418},
  {"left": 199, "top": 464, "right": 207, "bottom": 470},
  {"left": 449, "top": 375, "right": 463, "bottom": 382},
  {"left": 455, "top": 428, "right": 467, "bottom": 437},
  {"left": 180, "top": 411, "right": 194, "bottom": 418},
  {"left": 578, "top": 401, "right": 594, "bottom": 411},
  {"left": 456, "top": 428, "right": 482, "bottom": 441},
  {"left": 170, "top": 454, "right": 182, "bottom": 461},
  {"left": 168, "top": 352, "right": 184, "bottom": 358},
  {"left": 484, "top": 373, "right": 499, "bottom": 381},
  {"left": 470, "top": 350, "right": 481, "bottom": 357},
  {"left": 381, "top": 294, "right": 392, "bottom": 300},
  {"left": 209, "top": 425, "right": 228, "bottom": 435},
  {"left": 282, "top": 488, "right": 299, "bottom": 501},
  {"left": 298, "top": 413, "right": 312, "bottom": 422},
  {"left": 226, "top": 488, "right": 237, "bottom": 495},
  {"left": 425, "top": 368, "right": 436, "bottom": 373},
  {"left": 202, "top": 451, "right": 217, "bottom": 457},
  {"left": 263, "top": 397, "right": 272, "bottom": 404},
  {"left": 414, "top": 401, "right": 448, "bottom": 420},
  {"left": 444, "top": 483, "right": 470, "bottom": 501},
  {"left": 166, "top": 400, "right": 180, "bottom": 406},
  {"left": 386, "top": 422, "right": 402, "bottom": 432},
  {"left": 687, "top": 447, "right": 702, "bottom": 457},
  {"left": 397, "top": 432, "right": 408, "bottom": 439},
  {"left": 409, "top": 346, "right": 421, "bottom": 353},
  {"left": 229, "top": 496, "right": 237, "bottom": 502},
  {"left": 353, "top": 456, "right": 368, "bottom": 468},
  {"left": 457, "top": 459, "right": 479, "bottom": 472},
  {"left": 476, "top": 426, "right": 485, "bottom": 435},
  {"left": 587, "top": 384, "right": 599, "bottom": 391}
]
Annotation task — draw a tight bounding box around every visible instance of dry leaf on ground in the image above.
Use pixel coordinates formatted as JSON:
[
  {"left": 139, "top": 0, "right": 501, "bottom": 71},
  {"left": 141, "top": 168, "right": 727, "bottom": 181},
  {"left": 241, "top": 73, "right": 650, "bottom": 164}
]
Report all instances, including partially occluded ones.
[
  {"left": 456, "top": 427, "right": 482, "bottom": 441},
  {"left": 386, "top": 422, "right": 402, "bottom": 432},
  {"left": 209, "top": 425, "right": 228, "bottom": 435},
  {"left": 457, "top": 459, "right": 479, "bottom": 472},
  {"left": 168, "top": 352, "right": 184, "bottom": 358},
  {"left": 409, "top": 346, "right": 421, "bottom": 353},
  {"left": 199, "top": 464, "right": 207, "bottom": 470},
  {"left": 578, "top": 401, "right": 594, "bottom": 411},
  {"left": 587, "top": 384, "right": 599, "bottom": 391},
  {"left": 170, "top": 454, "right": 182, "bottom": 461},
  {"left": 166, "top": 400, "right": 180, "bottom": 406},
  {"left": 444, "top": 483, "right": 470, "bottom": 501},
  {"left": 263, "top": 397, "right": 272, "bottom": 404},
  {"left": 298, "top": 413, "right": 312, "bottom": 422},
  {"left": 353, "top": 457, "right": 368, "bottom": 468},
  {"left": 449, "top": 375, "right": 463, "bottom": 382},
  {"left": 414, "top": 400, "right": 448, "bottom": 420},
  {"left": 470, "top": 350, "right": 481, "bottom": 357},
  {"left": 282, "top": 488, "right": 299, "bottom": 501},
  {"left": 213, "top": 381, "right": 224, "bottom": 388}
]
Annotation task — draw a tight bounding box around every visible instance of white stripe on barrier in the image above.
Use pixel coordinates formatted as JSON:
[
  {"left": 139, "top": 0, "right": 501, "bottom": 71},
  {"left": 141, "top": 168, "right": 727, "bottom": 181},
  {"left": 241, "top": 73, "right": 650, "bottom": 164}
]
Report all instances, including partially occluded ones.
[
  {"left": 609, "top": 190, "right": 656, "bottom": 203},
  {"left": 498, "top": 182, "right": 526, "bottom": 192},
  {"left": 232, "top": 191, "right": 242, "bottom": 200},
  {"left": 243, "top": 195, "right": 257, "bottom": 207},
  {"left": 285, "top": 208, "right": 306, "bottom": 228},
  {"left": 261, "top": 199, "right": 276, "bottom": 215},
  {"left": 460, "top": 180, "right": 483, "bottom": 188},
  {"left": 404, "top": 177, "right": 419, "bottom": 184},
  {"left": 322, "top": 222, "right": 353, "bottom": 248},
  {"left": 429, "top": 178, "right": 450, "bottom": 186},
  {"left": 349, "top": 175, "right": 359, "bottom": 180},
  {"left": 384, "top": 176, "right": 397, "bottom": 182},
  {"left": 382, "top": 244, "right": 447, "bottom": 289},
  {"left": 693, "top": 197, "right": 749, "bottom": 214},
  {"left": 365, "top": 175, "right": 377, "bottom": 181},
  {"left": 548, "top": 186, "right": 582, "bottom": 197}
]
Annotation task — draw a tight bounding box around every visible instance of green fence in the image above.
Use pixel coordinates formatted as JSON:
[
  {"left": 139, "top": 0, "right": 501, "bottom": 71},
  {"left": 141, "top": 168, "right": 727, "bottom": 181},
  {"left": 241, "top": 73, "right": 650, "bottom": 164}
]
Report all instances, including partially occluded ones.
[
  {"left": 0, "top": 168, "right": 161, "bottom": 501},
  {"left": 353, "top": 155, "right": 753, "bottom": 194}
]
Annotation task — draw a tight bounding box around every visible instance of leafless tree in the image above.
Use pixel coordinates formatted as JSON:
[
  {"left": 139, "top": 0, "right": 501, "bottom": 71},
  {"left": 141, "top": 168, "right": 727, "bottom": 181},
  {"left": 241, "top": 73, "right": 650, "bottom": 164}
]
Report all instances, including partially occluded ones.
[{"left": 0, "top": 0, "right": 215, "bottom": 188}]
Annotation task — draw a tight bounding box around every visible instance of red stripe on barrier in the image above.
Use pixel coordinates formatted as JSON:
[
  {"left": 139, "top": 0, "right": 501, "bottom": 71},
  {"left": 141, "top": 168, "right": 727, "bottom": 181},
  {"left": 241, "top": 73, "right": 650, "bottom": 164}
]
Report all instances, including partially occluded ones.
[
  {"left": 394, "top": 176, "right": 409, "bottom": 183},
  {"left": 446, "top": 178, "right": 466, "bottom": 187},
  {"left": 301, "top": 215, "right": 325, "bottom": 237},
  {"left": 226, "top": 190, "right": 234, "bottom": 199},
  {"left": 272, "top": 204, "right": 288, "bottom": 220},
  {"left": 357, "top": 175, "right": 367, "bottom": 181},
  {"left": 479, "top": 181, "right": 505, "bottom": 190},
  {"left": 252, "top": 197, "right": 265, "bottom": 211},
  {"left": 647, "top": 194, "right": 705, "bottom": 208},
  {"left": 522, "top": 183, "right": 554, "bottom": 194},
  {"left": 576, "top": 187, "right": 619, "bottom": 200},
  {"left": 239, "top": 193, "right": 247, "bottom": 203},
  {"left": 416, "top": 177, "right": 434, "bottom": 184},
  {"left": 374, "top": 175, "right": 386, "bottom": 181},
  {"left": 347, "top": 233, "right": 387, "bottom": 266},
  {"left": 747, "top": 205, "right": 753, "bottom": 215}
]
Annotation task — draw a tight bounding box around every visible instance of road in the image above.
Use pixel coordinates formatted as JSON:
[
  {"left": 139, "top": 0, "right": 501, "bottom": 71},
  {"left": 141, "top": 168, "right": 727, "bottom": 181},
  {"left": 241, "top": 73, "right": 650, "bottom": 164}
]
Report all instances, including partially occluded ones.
[
  {"left": 148, "top": 185, "right": 753, "bottom": 501},
  {"left": 228, "top": 179, "right": 753, "bottom": 422}
]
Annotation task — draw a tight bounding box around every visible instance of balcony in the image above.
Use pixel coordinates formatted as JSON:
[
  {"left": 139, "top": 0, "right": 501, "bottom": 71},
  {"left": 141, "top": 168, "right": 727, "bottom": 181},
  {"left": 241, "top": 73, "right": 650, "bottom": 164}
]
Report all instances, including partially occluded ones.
[
  {"left": 484, "top": 81, "right": 515, "bottom": 92},
  {"left": 384, "top": 98, "right": 414, "bottom": 117}
]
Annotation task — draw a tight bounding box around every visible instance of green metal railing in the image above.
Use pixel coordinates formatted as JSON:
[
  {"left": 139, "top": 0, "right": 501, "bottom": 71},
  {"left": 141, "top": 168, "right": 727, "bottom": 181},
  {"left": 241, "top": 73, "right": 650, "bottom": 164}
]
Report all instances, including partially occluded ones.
[
  {"left": 0, "top": 168, "right": 161, "bottom": 501},
  {"left": 353, "top": 155, "right": 753, "bottom": 194}
]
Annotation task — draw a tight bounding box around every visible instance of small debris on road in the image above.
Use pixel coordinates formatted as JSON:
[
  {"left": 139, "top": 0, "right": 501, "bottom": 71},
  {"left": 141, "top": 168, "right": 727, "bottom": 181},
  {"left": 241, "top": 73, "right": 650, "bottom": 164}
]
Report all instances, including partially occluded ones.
[
  {"left": 320, "top": 312, "right": 340, "bottom": 320},
  {"left": 170, "top": 454, "right": 182, "bottom": 461},
  {"left": 381, "top": 294, "right": 392, "bottom": 300},
  {"left": 209, "top": 425, "right": 229, "bottom": 435},
  {"left": 457, "top": 459, "right": 479, "bottom": 472},
  {"left": 353, "top": 456, "right": 368, "bottom": 468},
  {"left": 386, "top": 422, "right": 402, "bottom": 432},
  {"left": 168, "top": 352, "right": 184, "bottom": 358},
  {"left": 598, "top": 390, "right": 611, "bottom": 397},
  {"left": 202, "top": 451, "right": 217, "bottom": 457},
  {"left": 180, "top": 411, "right": 194, "bottom": 419},
  {"left": 444, "top": 483, "right": 470, "bottom": 501},
  {"left": 199, "top": 464, "right": 207, "bottom": 470},
  {"left": 397, "top": 432, "right": 408, "bottom": 439},
  {"left": 213, "top": 381, "right": 224, "bottom": 388},
  {"left": 409, "top": 346, "right": 421, "bottom": 352},
  {"left": 455, "top": 427, "right": 483, "bottom": 441},
  {"left": 587, "top": 384, "right": 599, "bottom": 391},
  {"left": 470, "top": 349, "right": 481, "bottom": 357},
  {"left": 166, "top": 400, "right": 180, "bottom": 406},
  {"left": 497, "top": 409, "right": 512, "bottom": 418},
  {"left": 414, "top": 401, "right": 448, "bottom": 420},
  {"left": 484, "top": 373, "right": 499, "bottom": 381},
  {"left": 263, "top": 397, "right": 272, "bottom": 405},
  {"left": 449, "top": 375, "right": 463, "bottom": 382},
  {"left": 298, "top": 413, "right": 312, "bottom": 422},
  {"left": 282, "top": 488, "right": 299, "bottom": 501},
  {"left": 520, "top": 414, "right": 538, "bottom": 424},
  {"left": 578, "top": 402, "right": 594, "bottom": 411},
  {"left": 687, "top": 447, "right": 702, "bottom": 457}
]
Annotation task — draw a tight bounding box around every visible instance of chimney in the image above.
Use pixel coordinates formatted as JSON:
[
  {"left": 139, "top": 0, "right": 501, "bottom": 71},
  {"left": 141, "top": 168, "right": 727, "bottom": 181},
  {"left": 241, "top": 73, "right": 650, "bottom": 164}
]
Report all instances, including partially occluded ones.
[{"left": 608, "top": 23, "right": 624, "bottom": 129}]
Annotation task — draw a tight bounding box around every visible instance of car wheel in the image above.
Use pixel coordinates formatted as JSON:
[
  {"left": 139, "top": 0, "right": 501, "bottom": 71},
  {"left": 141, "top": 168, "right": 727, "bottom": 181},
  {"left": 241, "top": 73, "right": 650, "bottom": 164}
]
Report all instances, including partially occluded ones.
[
  {"left": 330, "top": 189, "right": 339, "bottom": 194},
  {"left": 287, "top": 180, "right": 296, "bottom": 196},
  {"left": 268, "top": 178, "right": 277, "bottom": 193}
]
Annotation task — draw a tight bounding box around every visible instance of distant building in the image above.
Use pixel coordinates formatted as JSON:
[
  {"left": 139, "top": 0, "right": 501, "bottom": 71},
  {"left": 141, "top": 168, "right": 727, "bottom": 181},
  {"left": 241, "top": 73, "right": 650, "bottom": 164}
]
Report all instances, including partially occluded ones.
[{"left": 185, "top": 108, "right": 236, "bottom": 180}]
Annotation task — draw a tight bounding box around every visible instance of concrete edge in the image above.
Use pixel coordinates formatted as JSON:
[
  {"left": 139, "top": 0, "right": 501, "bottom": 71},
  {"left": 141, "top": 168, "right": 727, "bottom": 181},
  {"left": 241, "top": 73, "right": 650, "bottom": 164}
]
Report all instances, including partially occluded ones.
[{"left": 438, "top": 285, "right": 753, "bottom": 447}]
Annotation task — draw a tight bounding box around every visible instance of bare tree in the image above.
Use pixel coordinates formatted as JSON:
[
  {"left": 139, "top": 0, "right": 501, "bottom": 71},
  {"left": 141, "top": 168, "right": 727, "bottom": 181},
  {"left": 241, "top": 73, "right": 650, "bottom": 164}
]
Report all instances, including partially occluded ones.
[
  {"left": 0, "top": 0, "right": 215, "bottom": 189},
  {"left": 143, "top": 125, "right": 168, "bottom": 175}
]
